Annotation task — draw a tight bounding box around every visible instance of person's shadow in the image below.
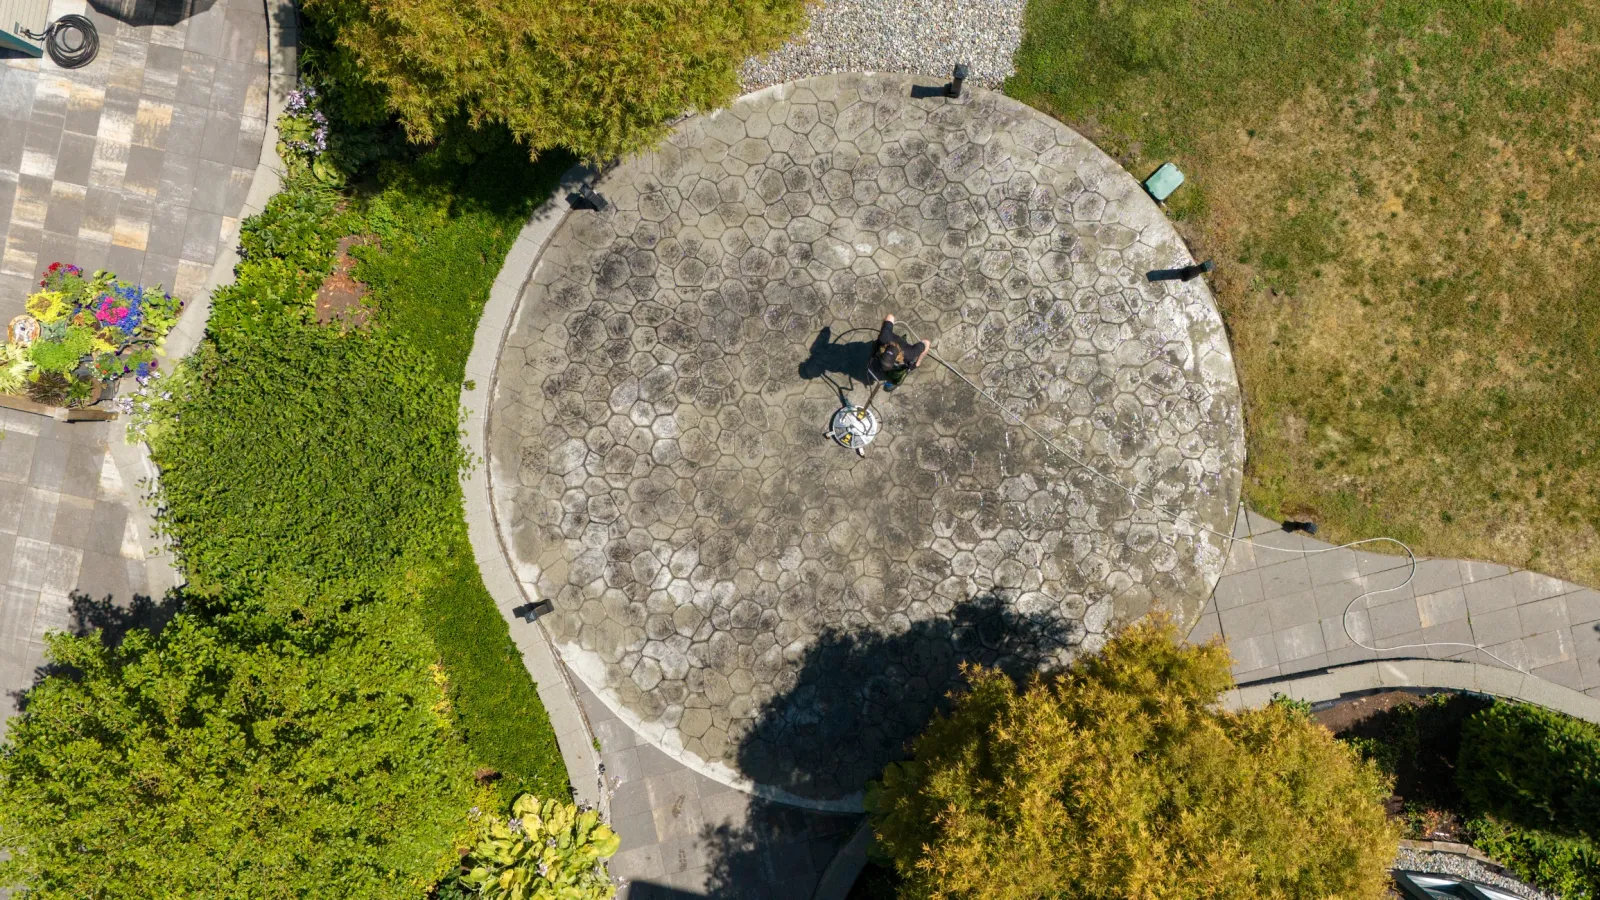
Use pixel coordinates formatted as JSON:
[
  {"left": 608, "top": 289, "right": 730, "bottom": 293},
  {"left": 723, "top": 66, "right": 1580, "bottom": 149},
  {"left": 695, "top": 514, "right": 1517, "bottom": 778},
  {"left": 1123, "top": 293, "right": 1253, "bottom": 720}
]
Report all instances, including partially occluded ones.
[{"left": 797, "top": 326, "right": 875, "bottom": 390}]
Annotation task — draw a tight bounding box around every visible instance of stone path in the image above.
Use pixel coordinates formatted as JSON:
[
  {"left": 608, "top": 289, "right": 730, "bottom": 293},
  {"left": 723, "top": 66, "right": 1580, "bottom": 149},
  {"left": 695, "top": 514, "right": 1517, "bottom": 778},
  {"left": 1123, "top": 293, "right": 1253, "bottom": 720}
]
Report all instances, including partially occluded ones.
[
  {"left": 0, "top": 412, "right": 175, "bottom": 743},
  {"left": 583, "top": 680, "right": 861, "bottom": 898},
  {"left": 1188, "top": 509, "right": 1600, "bottom": 694},
  {"left": 0, "top": 0, "right": 271, "bottom": 319},
  {"left": 486, "top": 72, "right": 1243, "bottom": 805}
]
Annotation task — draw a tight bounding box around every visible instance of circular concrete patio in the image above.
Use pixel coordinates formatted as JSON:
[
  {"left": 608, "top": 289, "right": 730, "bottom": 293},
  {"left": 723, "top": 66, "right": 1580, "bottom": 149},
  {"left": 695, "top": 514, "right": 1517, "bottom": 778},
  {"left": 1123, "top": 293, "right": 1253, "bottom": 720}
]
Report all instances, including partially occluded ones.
[{"left": 486, "top": 74, "right": 1244, "bottom": 805}]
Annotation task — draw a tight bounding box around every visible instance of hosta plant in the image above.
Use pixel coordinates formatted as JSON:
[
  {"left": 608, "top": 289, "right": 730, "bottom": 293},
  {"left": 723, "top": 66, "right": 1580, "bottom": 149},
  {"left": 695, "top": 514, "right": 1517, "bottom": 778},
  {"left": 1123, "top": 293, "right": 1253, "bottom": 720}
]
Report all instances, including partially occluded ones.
[{"left": 459, "top": 795, "right": 619, "bottom": 900}]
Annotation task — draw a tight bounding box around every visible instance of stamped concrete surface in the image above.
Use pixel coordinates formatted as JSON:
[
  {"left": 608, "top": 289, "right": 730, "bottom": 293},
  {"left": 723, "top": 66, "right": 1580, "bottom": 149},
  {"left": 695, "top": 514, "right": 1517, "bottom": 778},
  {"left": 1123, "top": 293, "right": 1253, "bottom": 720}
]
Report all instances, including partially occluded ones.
[
  {"left": 1189, "top": 509, "right": 1600, "bottom": 695},
  {"left": 584, "top": 681, "right": 860, "bottom": 899},
  {"left": 487, "top": 73, "right": 1244, "bottom": 803},
  {"left": 0, "top": 0, "right": 269, "bottom": 317}
]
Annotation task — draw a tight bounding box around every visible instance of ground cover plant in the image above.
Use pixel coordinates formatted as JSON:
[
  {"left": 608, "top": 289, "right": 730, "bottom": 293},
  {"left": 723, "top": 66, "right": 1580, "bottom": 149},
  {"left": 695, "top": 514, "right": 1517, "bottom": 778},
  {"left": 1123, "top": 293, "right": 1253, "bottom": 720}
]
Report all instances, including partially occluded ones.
[
  {"left": 1009, "top": 0, "right": 1600, "bottom": 582},
  {"left": 866, "top": 618, "right": 1398, "bottom": 899},
  {"left": 1334, "top": 692, "right": 1600, "bottom": 899}
]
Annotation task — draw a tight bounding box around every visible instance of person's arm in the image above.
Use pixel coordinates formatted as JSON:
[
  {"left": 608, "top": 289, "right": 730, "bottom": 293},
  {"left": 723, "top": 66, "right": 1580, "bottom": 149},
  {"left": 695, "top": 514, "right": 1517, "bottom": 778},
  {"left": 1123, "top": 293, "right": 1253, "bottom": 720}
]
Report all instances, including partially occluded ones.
[
  {"left": 908, "top": 340, "right": 930, "bottom": 367},
  {"left": 879, "top": 316, "right": 896, "bottom": 345}
]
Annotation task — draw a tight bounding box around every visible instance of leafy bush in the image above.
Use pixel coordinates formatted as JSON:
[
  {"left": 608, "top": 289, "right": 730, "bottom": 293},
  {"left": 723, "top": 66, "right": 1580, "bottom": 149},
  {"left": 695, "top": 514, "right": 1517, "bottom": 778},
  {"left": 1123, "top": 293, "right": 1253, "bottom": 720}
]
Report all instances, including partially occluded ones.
[
  {"left": 1468, "top": 816, "right": 1600, "bottom": 900},
  {"left": 299, "top": 0, "right": 809, "bottom": 161},
  {"left": 456, "top": 795, "right": 619, "bottom": 899},
  {"left": 0, "top": 586, "right": 480, "bottom": 899},
  {"left": 145, "top": 320, "right": 464, "bottom": 596},
  {"left": 1459, "top": 702, "right": 1600, "bottom": 840},
  {"left": 868, "top": 617, "right": 1398, "bottom": 899},
  {"left": 206, "top": 176, "right": 352, "bottom": 337}
]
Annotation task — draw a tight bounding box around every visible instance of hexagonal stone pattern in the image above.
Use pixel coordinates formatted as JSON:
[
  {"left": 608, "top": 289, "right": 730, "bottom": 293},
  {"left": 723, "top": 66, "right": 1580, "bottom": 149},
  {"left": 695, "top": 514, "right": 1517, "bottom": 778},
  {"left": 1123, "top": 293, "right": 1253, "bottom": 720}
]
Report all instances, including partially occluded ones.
[{"left": 487, "top": 74, "right": 1243, "bottom": 804}]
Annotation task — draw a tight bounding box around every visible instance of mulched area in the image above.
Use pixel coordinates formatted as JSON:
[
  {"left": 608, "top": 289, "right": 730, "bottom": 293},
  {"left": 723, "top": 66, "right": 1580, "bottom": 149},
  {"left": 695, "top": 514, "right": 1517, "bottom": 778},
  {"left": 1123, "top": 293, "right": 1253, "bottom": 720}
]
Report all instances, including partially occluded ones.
[
  {"left": 1313, "top": 689, "right": 1428, "bottom": 733},
  {"left": 315, "top": 235, "right": 374, "bottom": 328}
]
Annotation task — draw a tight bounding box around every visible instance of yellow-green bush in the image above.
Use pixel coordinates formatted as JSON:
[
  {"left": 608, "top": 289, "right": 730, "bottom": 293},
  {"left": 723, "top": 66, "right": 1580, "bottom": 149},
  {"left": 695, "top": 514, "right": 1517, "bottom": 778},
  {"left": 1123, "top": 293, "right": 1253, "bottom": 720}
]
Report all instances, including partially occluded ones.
[
  {"left": 301, "top": 0, "right": 809, "bottom": 161},
  {"left": 868, "top": 618, "right": 1398, "bottom": 899}
]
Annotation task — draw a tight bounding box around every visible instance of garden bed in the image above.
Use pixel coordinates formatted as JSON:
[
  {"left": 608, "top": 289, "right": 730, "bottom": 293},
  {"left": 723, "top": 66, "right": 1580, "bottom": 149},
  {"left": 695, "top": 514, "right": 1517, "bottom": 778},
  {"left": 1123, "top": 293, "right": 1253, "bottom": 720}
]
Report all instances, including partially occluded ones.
[{"left": 1321, "top": 689, "right": 1600, "bottom": 899}]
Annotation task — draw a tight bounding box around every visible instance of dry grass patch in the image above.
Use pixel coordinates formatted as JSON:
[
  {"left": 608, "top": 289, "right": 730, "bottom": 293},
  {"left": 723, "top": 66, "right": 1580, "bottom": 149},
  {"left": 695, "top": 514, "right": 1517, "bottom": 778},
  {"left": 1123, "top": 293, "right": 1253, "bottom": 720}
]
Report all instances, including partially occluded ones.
[{"left": 1010, "top": 0, "right": 1600, "bottom": 583}]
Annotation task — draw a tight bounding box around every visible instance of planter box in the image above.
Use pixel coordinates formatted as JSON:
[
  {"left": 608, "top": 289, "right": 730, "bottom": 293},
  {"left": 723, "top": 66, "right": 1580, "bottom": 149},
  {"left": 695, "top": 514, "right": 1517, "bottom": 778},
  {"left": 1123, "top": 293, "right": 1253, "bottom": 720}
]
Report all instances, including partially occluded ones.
[{"left": 0, "top": 390, "right": 116, "bottom": 422}]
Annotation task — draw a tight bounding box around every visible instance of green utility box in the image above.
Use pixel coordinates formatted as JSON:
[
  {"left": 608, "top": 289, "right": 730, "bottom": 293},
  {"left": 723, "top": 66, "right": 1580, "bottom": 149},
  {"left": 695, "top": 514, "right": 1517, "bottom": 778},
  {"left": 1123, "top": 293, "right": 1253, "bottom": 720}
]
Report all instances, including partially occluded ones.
[{"left": 1143, "top": 163, "right": 1184, "bottom": 202}]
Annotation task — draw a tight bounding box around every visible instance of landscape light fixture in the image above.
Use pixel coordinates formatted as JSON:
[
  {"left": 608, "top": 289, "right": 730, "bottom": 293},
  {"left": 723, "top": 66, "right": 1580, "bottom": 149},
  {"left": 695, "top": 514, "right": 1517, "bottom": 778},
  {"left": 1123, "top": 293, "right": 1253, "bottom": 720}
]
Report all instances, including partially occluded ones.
[
  {"left": 515, "top": 599, "right": 556, "bottom": 622},
  {"left": 947, "top": 63, "right": 970, "bottom": 99},
  {"left": 569, "top": 183, "right": 609, "bottom": 212}
]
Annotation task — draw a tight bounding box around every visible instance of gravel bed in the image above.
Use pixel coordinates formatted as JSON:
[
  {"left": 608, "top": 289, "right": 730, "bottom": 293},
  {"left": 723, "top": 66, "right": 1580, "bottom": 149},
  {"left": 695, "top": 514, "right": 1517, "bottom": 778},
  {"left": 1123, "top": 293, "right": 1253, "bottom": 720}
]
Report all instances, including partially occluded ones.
[
  {"left": 740, "top": 0, "right": 1025, "bottom": 91},
  {"left": 1393, "top": 848, "right": 1556, "bottom": 900}
]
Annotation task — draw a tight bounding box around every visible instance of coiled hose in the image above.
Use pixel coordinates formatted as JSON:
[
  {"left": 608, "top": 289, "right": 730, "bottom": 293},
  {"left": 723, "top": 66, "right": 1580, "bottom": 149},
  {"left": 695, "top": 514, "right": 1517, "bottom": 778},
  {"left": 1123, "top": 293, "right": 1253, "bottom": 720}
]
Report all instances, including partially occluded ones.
[{"left": 23, "top": 15, "right": 99, "bottom": 69}]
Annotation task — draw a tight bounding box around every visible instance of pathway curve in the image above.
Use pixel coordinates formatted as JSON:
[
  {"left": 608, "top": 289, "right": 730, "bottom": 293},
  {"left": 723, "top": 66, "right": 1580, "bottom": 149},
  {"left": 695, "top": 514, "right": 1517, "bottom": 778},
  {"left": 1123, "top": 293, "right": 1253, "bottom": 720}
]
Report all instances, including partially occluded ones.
[
  {"left": 1188, "top": 509, "right": 1600, "bottom": 695},
  {"left": 0, "top": 0, "right": 297, "bottom": 743}
]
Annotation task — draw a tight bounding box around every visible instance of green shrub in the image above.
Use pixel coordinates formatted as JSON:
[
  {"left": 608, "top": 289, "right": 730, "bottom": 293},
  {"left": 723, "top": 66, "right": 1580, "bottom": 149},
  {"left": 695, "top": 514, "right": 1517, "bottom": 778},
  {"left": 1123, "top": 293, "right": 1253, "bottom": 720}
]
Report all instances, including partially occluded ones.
[
  {"left": 1468, "top": 816, "right": 1600, "bottom": 900},
  {"left": 28, "top": 326, "right": 95, "bottom": 373},
  {"left": 145, "top": 320, "right": 464, "bottom": 596},
  {"left": 0, "top": 586, "right": 479, "bottom": 899},
  {"left": 299, "top": 0, "right": 809, "bottom": 161},
  {"left": 206, "top": 177, "right": 353, "bottom": 337},
  {"left": 1459, "top": 702, "right": 1600, "bottom": 839},
  {"left": 868, "top": 618, "right": 1399, "bottom": 900}
]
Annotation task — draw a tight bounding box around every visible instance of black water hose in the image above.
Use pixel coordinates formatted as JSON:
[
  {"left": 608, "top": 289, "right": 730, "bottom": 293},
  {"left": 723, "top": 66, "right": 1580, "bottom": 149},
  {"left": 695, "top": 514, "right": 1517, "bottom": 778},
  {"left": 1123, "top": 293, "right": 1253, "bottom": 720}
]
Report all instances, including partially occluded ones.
[{"left": 22, "top": 15, "right": 99, "bottom": 69}]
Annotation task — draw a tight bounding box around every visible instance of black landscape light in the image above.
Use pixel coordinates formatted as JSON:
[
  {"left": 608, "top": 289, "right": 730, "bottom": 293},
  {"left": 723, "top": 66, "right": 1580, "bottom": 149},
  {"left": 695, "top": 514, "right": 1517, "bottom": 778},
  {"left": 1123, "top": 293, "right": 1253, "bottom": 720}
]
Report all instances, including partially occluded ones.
[{"left": 947, "top": 63, "right": 970, "bottom": 98}]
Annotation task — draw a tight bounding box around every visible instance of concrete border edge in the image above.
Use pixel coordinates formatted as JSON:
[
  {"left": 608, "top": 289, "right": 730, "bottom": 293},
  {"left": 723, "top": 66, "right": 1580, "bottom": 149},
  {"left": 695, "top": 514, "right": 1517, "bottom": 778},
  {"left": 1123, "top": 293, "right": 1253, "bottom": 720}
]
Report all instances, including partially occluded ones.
[
  {"left": 811, "top": 818, "right": 874, "bottom": 900},
  {"left": 1225, "top": 658, "right": 1600, "bottom": 724},
  {"left": 460, "top": 165, "right": 610, "bottom": 814}
]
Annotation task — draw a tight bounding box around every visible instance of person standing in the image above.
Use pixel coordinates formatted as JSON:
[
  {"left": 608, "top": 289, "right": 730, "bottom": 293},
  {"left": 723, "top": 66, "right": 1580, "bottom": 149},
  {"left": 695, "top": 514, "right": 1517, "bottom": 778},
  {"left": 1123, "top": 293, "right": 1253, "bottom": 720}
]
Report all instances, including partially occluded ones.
[{"left": 870, "top": 314, "right": 930, "bottom": 391}]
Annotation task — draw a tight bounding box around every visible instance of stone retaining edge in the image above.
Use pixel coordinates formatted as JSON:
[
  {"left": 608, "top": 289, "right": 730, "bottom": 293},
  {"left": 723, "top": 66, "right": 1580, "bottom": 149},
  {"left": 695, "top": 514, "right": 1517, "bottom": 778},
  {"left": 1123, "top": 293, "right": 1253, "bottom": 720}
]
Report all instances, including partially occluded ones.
[
  {"left": 1223, "top": 658, "right": 1600, "bottom": 724},
  {"left": 1397, "top": 839, "right": 1507, "bottom": 871},
  {"left": 104, "top": 0, "right": 300, "bottom": 603},
  {"left": 461, "top": 166, "right": 608, "bottom": 814}
]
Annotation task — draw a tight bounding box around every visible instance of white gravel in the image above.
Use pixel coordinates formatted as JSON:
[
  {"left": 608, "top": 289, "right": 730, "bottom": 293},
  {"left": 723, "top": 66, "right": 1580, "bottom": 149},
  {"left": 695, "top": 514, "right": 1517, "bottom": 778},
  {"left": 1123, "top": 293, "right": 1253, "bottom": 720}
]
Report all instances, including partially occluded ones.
[
  {"left": 1393, "top": 849, "right": 1557, "bottom": 900},
  {"left": 740, "top": 0, "right": 1025, "bottom": 91}
]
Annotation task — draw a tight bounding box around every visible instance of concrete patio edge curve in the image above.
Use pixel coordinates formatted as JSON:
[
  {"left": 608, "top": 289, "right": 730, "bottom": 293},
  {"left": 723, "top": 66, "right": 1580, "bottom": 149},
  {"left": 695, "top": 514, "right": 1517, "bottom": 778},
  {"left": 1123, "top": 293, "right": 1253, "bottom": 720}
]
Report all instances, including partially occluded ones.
[{"left": 461, "top": 165, "right": 610, "bottom": 813}]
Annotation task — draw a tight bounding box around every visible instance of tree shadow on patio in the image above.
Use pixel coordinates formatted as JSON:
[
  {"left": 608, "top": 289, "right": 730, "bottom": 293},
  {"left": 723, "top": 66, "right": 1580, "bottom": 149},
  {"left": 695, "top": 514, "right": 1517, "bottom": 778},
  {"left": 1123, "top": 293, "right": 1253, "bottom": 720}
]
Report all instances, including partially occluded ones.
[
  {"left": 621, "top": 593, "right": 1079, "bottom": 897},
  {"left": 4, "top": 588, "right": 185, "bottom": 718},
  {"left": 734, "top": 591, "right": 1082, "bottom": 804}
]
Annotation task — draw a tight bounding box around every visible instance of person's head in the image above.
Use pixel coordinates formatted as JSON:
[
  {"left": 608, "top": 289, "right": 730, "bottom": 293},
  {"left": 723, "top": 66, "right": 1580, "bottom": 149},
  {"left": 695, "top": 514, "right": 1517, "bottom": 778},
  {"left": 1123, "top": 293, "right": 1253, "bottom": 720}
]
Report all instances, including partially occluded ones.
[{"left": 878, "top": 343, "right": 905, "bottom": 370}]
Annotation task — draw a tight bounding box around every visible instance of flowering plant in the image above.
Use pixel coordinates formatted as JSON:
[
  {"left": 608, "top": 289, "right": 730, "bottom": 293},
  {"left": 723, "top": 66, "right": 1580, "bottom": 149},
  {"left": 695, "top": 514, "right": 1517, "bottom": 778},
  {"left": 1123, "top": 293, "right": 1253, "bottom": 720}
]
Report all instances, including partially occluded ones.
[
  {"left": 277, "top": 86, "right": 343, "bottom": 184},
  {"left": 3, "top": 263, "right": 185, "bottom": 403}
]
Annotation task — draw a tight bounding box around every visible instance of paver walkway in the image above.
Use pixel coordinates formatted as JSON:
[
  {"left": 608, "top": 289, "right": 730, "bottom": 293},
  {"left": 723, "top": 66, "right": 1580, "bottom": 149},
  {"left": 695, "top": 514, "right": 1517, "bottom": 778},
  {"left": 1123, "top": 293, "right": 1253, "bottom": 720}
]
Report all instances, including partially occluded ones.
[
  {"left": 0, "top": 0, "right": 270, "bottom": 318},
  {"left": 0, "top": 413, "right": 176, "bottom": 743},
  {"left": 1188, "top": 509, "right": 1600, "bottom": 694}
]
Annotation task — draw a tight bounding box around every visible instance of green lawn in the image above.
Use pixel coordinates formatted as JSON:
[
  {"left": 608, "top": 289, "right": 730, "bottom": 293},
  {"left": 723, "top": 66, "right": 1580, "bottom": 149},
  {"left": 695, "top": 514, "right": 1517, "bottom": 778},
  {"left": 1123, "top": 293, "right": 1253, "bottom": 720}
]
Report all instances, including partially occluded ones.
[
  {"left": 352, "top": 141, "right": 572, "bottom": 805},
  {"left": 1009, "top": 0, "right": 1600, "bottom": 583}
]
